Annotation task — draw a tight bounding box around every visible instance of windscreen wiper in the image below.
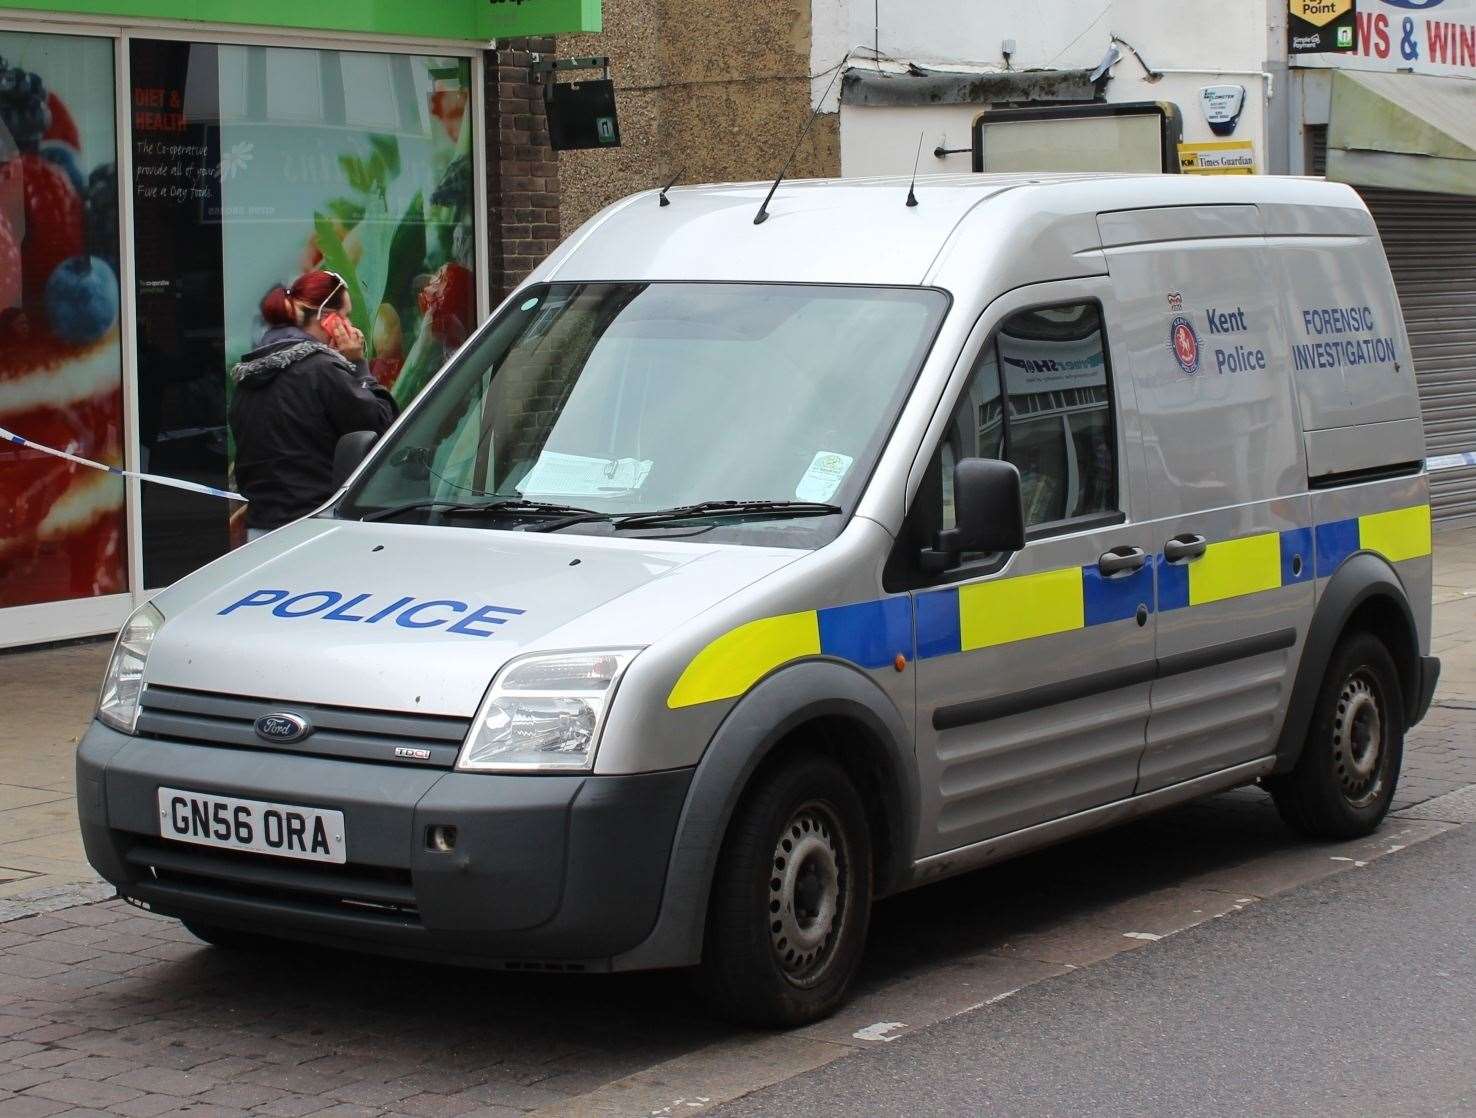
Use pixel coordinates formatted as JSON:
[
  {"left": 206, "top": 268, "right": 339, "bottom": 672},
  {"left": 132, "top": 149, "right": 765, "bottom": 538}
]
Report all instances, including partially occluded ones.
[
  {"left": 359, "top": 498, "right": 600, "bottom": 524},
  {"left": 613, "top": 500, "right": 842, "bottom": 531}
]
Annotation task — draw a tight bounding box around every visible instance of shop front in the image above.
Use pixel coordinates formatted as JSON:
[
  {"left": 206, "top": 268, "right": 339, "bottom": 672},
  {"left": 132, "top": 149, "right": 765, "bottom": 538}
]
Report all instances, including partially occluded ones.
[{"left": 0, "top": 2, "right": 598, "bottom": 647}]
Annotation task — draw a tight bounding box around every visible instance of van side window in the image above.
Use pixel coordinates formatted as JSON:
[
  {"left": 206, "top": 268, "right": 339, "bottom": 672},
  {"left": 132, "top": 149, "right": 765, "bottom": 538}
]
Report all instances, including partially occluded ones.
[
  {"left": 888, "top": 300, "right": 1119, "bottom": 589},
  {"left": 999, "top": 301, "right": 1117, "bottom": 528}
]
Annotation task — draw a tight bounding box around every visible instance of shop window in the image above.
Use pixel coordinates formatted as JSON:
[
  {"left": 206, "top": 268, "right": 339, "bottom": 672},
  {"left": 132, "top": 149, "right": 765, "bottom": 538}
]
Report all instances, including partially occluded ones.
[
  {"left": 0, "top": 30, "right": 127, "bottom": 610},
  {"left": 128, "top": 39, "right": 477, "bottom": 587}
]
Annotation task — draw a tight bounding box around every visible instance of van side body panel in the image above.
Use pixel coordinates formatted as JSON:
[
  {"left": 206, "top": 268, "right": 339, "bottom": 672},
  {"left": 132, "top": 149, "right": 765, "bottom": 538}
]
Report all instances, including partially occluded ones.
[{"left": 1096, "top": 206, "right": 1316, "bottom": 792}]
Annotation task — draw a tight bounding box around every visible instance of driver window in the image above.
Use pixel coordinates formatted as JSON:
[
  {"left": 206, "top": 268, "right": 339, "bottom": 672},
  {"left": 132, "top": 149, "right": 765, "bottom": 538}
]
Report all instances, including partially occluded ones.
[
  {"left": 890, "top": 299, "right": 1118, "bottom": 588},
  {"left": 946, "top": 300, "right": 1117, "bottom": 534}
]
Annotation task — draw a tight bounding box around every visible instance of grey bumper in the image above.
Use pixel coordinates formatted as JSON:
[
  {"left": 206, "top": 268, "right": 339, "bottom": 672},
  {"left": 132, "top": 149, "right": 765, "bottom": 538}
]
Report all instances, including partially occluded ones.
[{"left": 77, "top": 722, "right": 693, "bottom": 969}]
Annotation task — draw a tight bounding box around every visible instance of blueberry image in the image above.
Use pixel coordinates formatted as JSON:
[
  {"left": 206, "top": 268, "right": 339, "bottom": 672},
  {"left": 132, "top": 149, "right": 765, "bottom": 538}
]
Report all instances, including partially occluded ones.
[
  {"left": 40, "top": 142, "right": 85, "bottom": 193},
  {"left": 44, "top": 255, "right": 118, "bottom": 345}
]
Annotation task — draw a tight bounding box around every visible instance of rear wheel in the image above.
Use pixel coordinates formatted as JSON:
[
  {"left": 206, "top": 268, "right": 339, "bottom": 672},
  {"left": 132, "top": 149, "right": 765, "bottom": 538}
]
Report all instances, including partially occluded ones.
[
  {"left": 698, "top": 754, "right": 872, "bottom": 1027},
  {"left": 1268, "top": 631, "right": 1405, "bottom": 839}
]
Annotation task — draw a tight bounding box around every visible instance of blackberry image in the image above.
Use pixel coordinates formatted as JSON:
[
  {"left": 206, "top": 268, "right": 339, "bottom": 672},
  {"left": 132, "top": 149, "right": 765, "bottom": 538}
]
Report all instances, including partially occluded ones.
[
  {"left": 0, "top": 58, "right": 50, "bottom": 153},
  {"left": 85, "top": 162, "right": 119, "bottom": 265}
]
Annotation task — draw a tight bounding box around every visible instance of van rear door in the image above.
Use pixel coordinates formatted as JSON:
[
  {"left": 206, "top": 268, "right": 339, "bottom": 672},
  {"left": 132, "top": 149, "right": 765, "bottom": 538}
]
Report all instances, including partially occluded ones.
[{"left": 1097, "top": 205, "right": 1315, "bottom": 791}]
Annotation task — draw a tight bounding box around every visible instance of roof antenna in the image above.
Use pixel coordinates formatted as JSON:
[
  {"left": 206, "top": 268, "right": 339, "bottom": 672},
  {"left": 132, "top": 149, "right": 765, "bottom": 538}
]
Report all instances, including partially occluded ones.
[
  {"left": 755, "top": 51, "right": 852, "bottom": 226},
  {"left": 658, "top": 167, "right": 683, "bottom": 207},
  {"left": 906, "top": 131, "right": 924, "bottom": 208}
]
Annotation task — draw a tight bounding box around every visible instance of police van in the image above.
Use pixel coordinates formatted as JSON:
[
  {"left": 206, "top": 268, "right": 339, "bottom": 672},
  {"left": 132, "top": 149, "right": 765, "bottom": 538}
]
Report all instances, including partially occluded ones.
[{"left": 79, "top": 173, "right": 1439, "bottom": 1026}]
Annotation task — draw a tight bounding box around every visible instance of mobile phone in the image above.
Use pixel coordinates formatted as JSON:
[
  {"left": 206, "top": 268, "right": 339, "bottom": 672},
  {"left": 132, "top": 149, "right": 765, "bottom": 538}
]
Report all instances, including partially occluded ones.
[{"left": 320, "top": 312, "right": 347, "bottom": 335}]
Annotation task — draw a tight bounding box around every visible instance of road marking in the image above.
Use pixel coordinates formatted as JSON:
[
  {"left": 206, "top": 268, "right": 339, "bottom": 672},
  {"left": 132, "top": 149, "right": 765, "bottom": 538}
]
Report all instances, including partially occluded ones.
[
  {"left": 1122, "top": 932, "right": 1163, "bottom": 941},
  {"left": 852, "top": 1021, "right": 908, "bottom": 1043}
]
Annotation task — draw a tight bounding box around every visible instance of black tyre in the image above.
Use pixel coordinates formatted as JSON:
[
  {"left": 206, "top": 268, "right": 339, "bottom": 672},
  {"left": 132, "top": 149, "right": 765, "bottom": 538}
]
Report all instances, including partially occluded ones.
[
  {"left": 698, "top": 754, "right": 873, "bottom": 1028},
  {"left": 1268, "top": 631, "right": 1405, "bottom": 839},
  {"left": 182, "top": 920, "right": 280, "bottom": 952}
]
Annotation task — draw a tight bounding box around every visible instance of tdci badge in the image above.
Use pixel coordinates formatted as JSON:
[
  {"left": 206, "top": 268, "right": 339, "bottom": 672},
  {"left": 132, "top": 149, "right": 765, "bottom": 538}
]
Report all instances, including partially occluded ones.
[{"left": 1200, "top": 85, "right": 1246, "bottom": 137}]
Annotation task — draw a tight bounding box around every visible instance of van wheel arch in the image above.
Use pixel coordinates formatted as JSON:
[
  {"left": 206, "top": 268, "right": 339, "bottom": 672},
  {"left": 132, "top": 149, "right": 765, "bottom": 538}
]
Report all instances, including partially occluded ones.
[
  {"left": 1274, "top": 552, "right": 1423, "bottom": 775},
  {"left": 612, "top": 660, "right": 917, "bottom": 972}
]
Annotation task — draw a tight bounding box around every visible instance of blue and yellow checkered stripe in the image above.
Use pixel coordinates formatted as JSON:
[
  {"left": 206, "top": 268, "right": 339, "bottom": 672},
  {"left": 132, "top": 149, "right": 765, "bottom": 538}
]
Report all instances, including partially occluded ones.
[{"left": 666, "top": 504, "right": 1432, "bottom": 709}]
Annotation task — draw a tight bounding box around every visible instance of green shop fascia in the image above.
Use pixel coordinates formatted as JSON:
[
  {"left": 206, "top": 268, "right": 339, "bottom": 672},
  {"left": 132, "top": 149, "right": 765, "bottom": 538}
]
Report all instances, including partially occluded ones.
[{"left": 0, "top": 0, "right": 600, "bottom": 39}]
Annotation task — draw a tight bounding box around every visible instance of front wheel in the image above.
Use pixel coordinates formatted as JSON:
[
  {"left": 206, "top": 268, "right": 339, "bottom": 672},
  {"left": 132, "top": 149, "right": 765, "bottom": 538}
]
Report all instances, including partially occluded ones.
[
  {"left": 698, "top": 754, "right": 873, "bottom": 1027},
  {"left": 1268, "top": 631, "right": 1405, "bottom": 839}
]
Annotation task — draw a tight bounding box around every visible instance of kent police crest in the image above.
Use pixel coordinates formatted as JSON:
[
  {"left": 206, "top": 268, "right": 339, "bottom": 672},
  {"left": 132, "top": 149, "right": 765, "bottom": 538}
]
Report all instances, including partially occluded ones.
[{"left": 1170, "top": 315, "right": 1201, "bottom": 375}]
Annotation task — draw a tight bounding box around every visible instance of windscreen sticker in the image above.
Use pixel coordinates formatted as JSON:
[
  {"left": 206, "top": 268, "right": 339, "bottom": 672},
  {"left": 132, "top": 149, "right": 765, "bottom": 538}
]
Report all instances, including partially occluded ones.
[
  {"left": 795, "top": 451, "right": 853, "bottom": 503},
  {"left": 517, "top": 451, "right": 653, "bottom": 496},
  {"left": 216, "top": 590, "right": 524, "bottom": 638}
]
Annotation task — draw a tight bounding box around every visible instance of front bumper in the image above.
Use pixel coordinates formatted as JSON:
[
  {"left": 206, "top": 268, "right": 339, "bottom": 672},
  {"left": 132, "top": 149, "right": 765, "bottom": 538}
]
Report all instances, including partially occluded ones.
[{"left": 77, "top": 721, "right": 692, "bottom": 969}]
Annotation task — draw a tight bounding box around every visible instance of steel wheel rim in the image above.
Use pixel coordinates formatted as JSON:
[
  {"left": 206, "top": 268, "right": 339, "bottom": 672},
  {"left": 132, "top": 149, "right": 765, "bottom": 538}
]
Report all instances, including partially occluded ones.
[
  {"left": 768, "top": 800, "right": 847, "bottom": 986},
  {"left": 1333, "top": 669, "right": 1385, "bottom": 807}
]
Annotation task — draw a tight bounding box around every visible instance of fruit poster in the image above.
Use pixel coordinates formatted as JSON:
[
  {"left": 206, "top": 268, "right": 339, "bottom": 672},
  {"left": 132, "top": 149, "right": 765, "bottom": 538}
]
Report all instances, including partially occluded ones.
[
  {"left": 0, "top": 31, "right": 126, "bottom": 610},
  {"left": 214, "top": 50, "right": 476, "bottom": 409}
]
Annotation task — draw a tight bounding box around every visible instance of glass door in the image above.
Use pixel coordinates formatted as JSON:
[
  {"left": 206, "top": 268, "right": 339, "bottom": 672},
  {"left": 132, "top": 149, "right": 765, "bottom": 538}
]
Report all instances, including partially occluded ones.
[
  {"left": 0, "top": 28, "right": 129, "bottom": 646},
  {"left": 128, "top": 38, "right": 477, "bottom": 587}
]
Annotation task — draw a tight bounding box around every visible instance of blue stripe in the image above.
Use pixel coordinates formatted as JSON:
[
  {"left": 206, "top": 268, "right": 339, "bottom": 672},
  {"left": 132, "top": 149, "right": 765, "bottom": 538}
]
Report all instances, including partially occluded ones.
[
  {"left": 1156, "top": 555, "right": 1190, "bottom": 611},
  {"left": 1280, "top": 527, "right": 1314, "bottom": 585},
  {"left": 1315, "top": 519, "right": 1359, "bottom": 576},
  {"left": 915, "top": 588, "right": 961, "bottom": 660},
  {"left": 1082, "top": 564, "right": 1152, "bottom": 626},
  {"left": 818, "top": 597, "right": 913, "bottom": 669}
]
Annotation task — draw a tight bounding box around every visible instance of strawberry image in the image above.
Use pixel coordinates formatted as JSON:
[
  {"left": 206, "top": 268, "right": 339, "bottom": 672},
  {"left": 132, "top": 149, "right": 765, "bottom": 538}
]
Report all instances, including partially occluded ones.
[
  {"left": 0, "top": 392, "right": 120, "bottom": 542},
  {"left": 18, "top": 152, "right": 83, "bottom": 307},
  {"left": 418, "top": 262, "right": 474, "bottom": 348},
  {"left": 370, "top": 354, "right": 403, "bottom": 389},
  {"left": 0, "top": 210, "right": 19, "bottom": 311},
  {"left": 41, "top": 92, "right": 79, "bottom": 150},
  {"left": 429, "top": 89, "right": 469, "bottom": 143}
]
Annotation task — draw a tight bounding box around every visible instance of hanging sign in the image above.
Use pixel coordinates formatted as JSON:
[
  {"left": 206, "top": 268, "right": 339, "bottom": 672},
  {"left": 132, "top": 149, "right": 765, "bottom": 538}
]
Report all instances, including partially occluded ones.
[
  {"left": 1200, "top": 85, "right": 1247, "bottom": 136},
  {"left": 1290, "top": 0, "right": 1359, "bottom": 53},
  {"left": 1178, "top": 140, "right": 1257, "bottom": 174}
]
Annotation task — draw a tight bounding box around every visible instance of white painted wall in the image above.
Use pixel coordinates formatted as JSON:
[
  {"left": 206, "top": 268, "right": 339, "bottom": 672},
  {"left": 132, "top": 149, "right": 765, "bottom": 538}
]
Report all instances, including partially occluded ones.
[{"left": 813, "top": 0, "right": 1280, "bottom": 177}]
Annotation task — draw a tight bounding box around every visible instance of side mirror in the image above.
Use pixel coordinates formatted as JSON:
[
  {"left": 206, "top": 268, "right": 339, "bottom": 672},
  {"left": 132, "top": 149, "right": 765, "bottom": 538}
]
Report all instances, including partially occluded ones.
[
  {"left": 332, "top": 430, "right": 379, "bottom": 488},
  {"left": 923, "top": 458, "right": 1025, "bottom": 573}
]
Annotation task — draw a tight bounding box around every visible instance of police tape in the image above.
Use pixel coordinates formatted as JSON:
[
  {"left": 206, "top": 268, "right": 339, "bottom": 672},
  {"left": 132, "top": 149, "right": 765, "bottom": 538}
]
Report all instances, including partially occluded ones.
[
  {"left": 0, "top": 426, "right": 248, "bottom": 503},
  {"left": 3, "top": 421, "right": 1475, "bottom": 502},
  {"left": 1427, "top": 452, "right": 1476, "bottom": 472}
]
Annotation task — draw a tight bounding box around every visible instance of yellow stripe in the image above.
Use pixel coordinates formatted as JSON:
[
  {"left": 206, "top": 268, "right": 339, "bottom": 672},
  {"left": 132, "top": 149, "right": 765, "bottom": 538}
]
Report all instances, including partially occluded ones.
[
  {"left": 1359, "top": 504, "right": 1432, "bottom": 563},
  {"left": 959, "top": 566, "right": 1083, "bottom": 650},
  {"left": 1188, "top": 531, "right": 1281, "bottom": 606},
  {"left": 667, "top": 611, "right": 821, "bottom": 709}
]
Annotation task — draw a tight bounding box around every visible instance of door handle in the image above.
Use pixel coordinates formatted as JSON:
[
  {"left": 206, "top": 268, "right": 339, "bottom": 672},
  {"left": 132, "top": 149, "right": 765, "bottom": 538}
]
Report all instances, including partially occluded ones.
[
  {"left": 1163, "top": 533, "right": 1208, "bottom": 563},
  {"left": 1097, "top": 546, "right": 1148, "bottom": 577}
]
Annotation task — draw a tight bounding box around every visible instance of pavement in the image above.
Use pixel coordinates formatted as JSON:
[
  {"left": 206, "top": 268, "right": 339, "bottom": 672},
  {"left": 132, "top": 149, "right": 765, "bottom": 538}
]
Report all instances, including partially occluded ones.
[{"left": 0, "top": 525, "right": 1471, "bottom": 1116}]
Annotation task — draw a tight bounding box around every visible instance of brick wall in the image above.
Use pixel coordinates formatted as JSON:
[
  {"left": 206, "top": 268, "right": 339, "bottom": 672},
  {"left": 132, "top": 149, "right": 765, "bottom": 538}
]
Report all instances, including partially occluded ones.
[{"left": 485, "top": 37, "right": 562, "bottom": 303}]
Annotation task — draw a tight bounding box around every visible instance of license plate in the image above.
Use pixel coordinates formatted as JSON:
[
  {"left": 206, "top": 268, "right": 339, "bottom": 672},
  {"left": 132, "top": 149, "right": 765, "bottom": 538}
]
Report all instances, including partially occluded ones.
[{"left": 158, "top": 787, "right": 346, "bottom": 864}]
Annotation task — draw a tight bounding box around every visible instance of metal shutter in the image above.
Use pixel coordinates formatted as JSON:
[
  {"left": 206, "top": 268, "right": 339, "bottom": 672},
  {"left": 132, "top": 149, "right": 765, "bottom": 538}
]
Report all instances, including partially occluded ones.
[{"left": 1360, "top": 188, "right": 1476, "bottom": 521}]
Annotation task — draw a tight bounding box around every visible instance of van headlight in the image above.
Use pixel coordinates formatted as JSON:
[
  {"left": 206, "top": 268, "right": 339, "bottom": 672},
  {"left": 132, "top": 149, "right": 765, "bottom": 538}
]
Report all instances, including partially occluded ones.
[
  {"left": 458, "top": 649, "right": 640, "bottom": 772},
  {"left": 97, "top": 602, "right": 164, "bottom": 734}
]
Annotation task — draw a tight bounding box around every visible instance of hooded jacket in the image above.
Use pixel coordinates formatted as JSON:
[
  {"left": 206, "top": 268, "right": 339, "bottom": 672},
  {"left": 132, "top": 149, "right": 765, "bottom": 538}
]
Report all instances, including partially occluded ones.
[{"left": 230, "top": 326, "right": 398, "bottom": 530}]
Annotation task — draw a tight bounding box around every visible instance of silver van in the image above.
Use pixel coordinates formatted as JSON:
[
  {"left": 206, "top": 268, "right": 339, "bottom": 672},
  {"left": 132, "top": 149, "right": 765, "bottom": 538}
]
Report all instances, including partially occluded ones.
[{"left": 79, "top": 173, "right": 1439, "bottom": 1025}]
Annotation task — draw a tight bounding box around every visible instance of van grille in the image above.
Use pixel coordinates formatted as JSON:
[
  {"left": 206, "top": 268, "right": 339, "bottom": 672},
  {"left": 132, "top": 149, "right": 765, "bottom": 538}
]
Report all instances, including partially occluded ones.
[
  {"left": 125, "top": 837, "right": 420, "bottom": 925},
  {"left": 135, "top": 685, "right": 469, "bottom": 769}
]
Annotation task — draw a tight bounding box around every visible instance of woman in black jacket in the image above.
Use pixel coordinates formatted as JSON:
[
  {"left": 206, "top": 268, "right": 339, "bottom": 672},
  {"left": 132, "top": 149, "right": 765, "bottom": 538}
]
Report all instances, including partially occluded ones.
[{"left": 230, "top": 270, "right": 398, "bottom": 539}]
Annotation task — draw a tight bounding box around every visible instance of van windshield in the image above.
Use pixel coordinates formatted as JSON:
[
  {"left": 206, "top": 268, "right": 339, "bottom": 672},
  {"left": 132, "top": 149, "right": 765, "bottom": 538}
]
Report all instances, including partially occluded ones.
[{"left": 337, "top": 282, "right": 949, "bottom": 546}]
